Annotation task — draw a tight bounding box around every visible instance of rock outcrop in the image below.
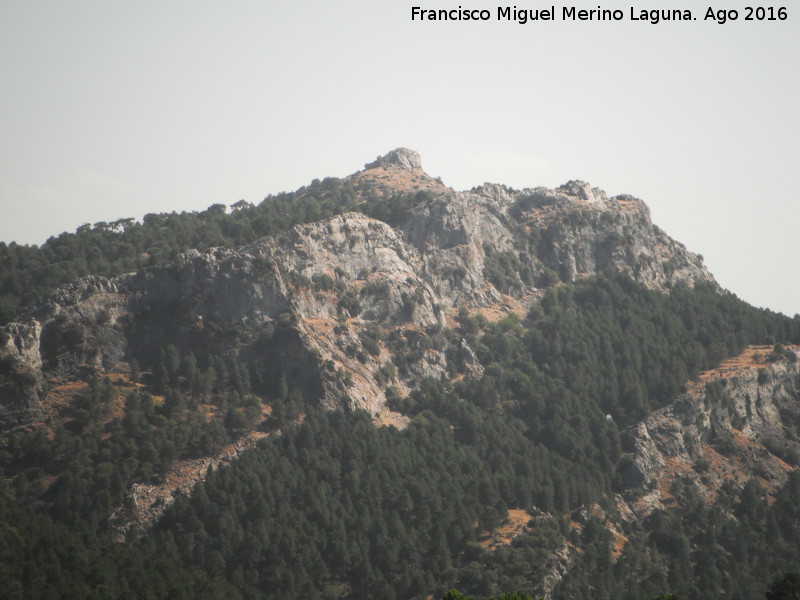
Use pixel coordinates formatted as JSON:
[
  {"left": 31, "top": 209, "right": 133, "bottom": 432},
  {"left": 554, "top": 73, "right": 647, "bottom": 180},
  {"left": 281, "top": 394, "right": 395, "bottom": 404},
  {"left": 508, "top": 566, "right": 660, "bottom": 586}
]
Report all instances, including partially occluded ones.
[
  {"left": 350, "top": 148, "right": 450, "bottom": 198},
  {"left": 1, "top": 149, "right": 795, "bottom": 597},
  {"left": 364, "top": 148, "right": 424, "bottom": 171},
  {"left": 109, "top": 431, "right": 271, "bottom": 541},
  {"left": 400, "top": 178, "right": 715, "bottom": 312},
  {"left": 620, "top": 345, "right": 800, "bottom": 517},
  {"left": 1, "top": 150, "right": 717, "bottom": 429}
]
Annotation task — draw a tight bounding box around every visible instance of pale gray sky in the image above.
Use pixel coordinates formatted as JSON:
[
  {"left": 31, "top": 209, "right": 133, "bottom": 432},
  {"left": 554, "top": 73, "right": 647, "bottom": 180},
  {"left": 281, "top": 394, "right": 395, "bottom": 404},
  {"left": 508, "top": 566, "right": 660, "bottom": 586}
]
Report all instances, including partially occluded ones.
[{"left": 1, "top": 1, "right": 798, "bottom": 315}]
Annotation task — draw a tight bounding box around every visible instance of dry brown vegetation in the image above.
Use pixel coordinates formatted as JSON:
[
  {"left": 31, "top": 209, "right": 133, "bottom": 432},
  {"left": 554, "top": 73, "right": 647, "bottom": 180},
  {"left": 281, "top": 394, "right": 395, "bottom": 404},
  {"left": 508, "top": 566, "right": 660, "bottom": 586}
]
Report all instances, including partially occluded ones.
[
  {"left": 351, "top": 165, "right": 450, "bottom": 197},
  {"left": 685, "top": 344, "right": 774, "bottom": 399},
  {"left": 477, "top": 508, "right": 535, "bottom": 551}
]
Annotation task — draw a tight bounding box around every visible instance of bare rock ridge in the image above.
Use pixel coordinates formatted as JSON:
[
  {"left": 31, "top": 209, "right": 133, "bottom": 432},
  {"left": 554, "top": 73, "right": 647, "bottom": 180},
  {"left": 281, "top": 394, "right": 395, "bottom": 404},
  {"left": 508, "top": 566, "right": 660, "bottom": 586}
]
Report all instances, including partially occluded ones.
[
  {"left": 1, "top": 149, "right": 717, "bottom": 429},
  {"left": 402, "top": 178, "right": 716, "bottom": 311},
  {"left": 364, "top": 147, "right": 423, "bottom": 171}
]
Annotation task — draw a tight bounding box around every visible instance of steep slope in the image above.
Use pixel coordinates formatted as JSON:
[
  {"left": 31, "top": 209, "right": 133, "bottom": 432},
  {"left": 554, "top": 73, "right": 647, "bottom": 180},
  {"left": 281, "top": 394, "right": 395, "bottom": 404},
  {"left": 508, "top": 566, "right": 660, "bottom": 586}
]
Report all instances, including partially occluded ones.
[
  {"left": 353, "top": 147, "right": 451, "bottom": 196},
  {"left": 0, "top": 212, "right": 444, "bottom": 429},
  {"left": 553, "top": 344, "right": 800, "bottom": 600},
  {"left": 3, "top": 148, "right": 798, "bottom": 600},
  {"left": 622, "top": 345, "right": 800, "bottom": 516},
  {"left": 0, "top": 149, "right": 715, "bottom": 430},
  {"left": 402, "top": 179, "right": 715, "bottom": 311}
]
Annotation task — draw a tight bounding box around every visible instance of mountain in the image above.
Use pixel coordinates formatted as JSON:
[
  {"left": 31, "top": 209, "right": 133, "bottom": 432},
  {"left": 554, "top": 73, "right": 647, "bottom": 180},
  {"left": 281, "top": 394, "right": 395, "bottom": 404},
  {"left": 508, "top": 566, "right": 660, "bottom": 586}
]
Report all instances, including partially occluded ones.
[
  {"left": 1, "top": 149, "right": 798, "bottom": 599},
  {"left": 0, "top": 149, "right": 715, "bottom": 424}
]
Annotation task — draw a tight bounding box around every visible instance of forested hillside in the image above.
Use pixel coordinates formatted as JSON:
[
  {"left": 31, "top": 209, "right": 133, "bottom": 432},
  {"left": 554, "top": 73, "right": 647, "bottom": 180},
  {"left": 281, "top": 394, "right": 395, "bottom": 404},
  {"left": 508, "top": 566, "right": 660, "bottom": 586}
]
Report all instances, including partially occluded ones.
[
  {"left": 1, "top": 150, "right": 799, "bottom": 599},
  {"left": 0, "top": 174, "right": 436, "bottom": 325}
]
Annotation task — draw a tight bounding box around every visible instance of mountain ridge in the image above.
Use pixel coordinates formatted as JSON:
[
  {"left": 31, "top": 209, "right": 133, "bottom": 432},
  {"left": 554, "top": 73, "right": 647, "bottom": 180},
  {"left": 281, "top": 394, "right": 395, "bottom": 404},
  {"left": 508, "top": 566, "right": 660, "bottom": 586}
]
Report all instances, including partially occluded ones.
[
  {"left": 1, "top": 149, "right": 717, "bottom": 428},
  {"left": 1, "top": 149, "right": 798, "bottom": 600}
]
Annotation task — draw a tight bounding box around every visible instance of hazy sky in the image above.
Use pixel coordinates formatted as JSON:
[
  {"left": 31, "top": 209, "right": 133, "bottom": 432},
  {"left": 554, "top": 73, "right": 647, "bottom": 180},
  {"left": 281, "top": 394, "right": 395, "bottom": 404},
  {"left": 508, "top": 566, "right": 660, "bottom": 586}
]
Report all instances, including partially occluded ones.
[{"left": 1, "top": 1, "right": 798, "bottom": 316}]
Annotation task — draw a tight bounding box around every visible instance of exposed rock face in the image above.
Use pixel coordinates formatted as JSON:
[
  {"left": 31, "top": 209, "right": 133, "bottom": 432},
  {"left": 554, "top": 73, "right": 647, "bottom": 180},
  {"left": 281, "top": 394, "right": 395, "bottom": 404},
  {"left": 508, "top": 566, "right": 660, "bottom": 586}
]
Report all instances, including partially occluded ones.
[
  {"left": 1, "top": 276, "right": 130, "bottom": 425},
  {"left": 0, "top": 214, "right": 448, "bottom": 426},
  {"left": 18, "top": 275, "right": 129, "bottom": 373},
  {"left": 110, "top": 432, "right": 270, "bottom": 541},
  {"left": 1, "top": 150, "right": 795, "bottom": 596},
  {"left": 350, "top": 148, "right": 449, "bottom": 198},
  {"left": 272, "top": 212, "right": 439, "bottom": 326},
  {"left": 535, "top": 533, "right": 574, "bottom": 600},
  {"left": 508, "top": 181, "right": 715, "bottom": 293},
  {"left": 267, "top": 212, "right": 447, "bottom": 413},
  {"left": 401, "top": 179, "right": 715, "bottom": 312},
  {"left": 0, "top": 151, "right": 717, "bottom": 429},
  {"left": 364, "top": 148, "right": 423, "bottom": 171},
  {"left": 403, "top": 185, "right": 517, "bottom": 308},
  {"left": 620, "top": 346, "right": 800, "bottom": 517}
]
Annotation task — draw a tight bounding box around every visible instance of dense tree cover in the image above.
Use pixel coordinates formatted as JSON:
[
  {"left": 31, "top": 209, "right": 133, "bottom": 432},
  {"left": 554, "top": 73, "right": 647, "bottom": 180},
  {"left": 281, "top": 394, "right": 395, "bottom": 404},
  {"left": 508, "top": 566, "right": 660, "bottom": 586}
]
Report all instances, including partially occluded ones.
[
  {"left": 151, "top": 410, "right": 559, "bottom": 600},
  {"left": 0, "top": 374, "right": 235, "bottom": 533},
  {"left": 0, "top": 332, "right": 309, "bottom": 537},
  {"left": 3, "top": 154, "right": 800, "bottom": 599},
  {"left": 476, "top": 275, "right": 798, "bottom": 426},
  {"left": 556, "top": 474, "right": 800, "bottom": 600},
  {"left": 1, "top": 269, "right": 799, "bottom": 597},
  {"left": 442, "top": 590, "right": 534, "bottom": 600},
  {"left": 394, "top": 275, "right": 798, "bottom": 507},
  {"left": 137, "top": 278, "right": 799, "bottom": 599},
  {"left": 0, "top": 480, "right": 243, "bottom": 599},
  {"left": 767, "top": 572, "right": 800, "bottom": 600},
  {"left": 0, "top": 179, "right": 434, "bottom": 324}
]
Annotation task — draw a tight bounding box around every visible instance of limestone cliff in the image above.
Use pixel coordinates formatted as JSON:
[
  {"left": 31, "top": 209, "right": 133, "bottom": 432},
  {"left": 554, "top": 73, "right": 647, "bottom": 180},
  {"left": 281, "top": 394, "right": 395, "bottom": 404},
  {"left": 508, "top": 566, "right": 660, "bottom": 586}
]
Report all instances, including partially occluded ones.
[
  {"left": 402, "top": 179, "right": 716, "bottom": 311},
  {"left": 620, "top": 345, "right": 800, "bottom": 517},
  {"left": 1, "top": 150, "right": 797, "bottom": 598},
  {"left": 1, "top": 149, "right": 719, "bottom": 429}
]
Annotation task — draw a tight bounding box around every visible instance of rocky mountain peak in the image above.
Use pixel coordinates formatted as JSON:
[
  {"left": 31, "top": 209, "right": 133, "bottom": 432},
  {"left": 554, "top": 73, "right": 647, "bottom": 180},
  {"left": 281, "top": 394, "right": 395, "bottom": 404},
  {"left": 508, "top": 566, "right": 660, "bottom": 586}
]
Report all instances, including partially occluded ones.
[
  {"left": 0, "top": 152, "right": 720, "bottom": 430},
  {"left": 364, "top": 148, "right": 423, "bottom": 171},
  {"left": 556, "top": 180, "right": 607, "bottom": 203},
  {"left": 3, "top": 147, "right": 799, "bottom": 600}
]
